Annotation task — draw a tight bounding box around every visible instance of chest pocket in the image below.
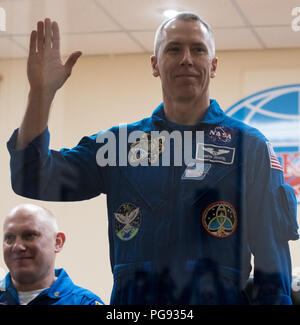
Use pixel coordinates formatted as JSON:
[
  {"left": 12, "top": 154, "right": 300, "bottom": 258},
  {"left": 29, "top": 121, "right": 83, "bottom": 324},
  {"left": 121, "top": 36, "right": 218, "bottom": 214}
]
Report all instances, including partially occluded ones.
[
  {"left": 118, "top": 165, "right": 171, "bottom": 210},
  {"left": 181, "top": 161, "right": 244, "bottom": 207}
]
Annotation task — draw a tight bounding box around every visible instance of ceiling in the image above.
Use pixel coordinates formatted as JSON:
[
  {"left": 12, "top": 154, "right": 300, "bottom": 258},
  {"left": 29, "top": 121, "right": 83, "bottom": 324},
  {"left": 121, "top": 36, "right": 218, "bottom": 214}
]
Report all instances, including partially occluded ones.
[{"left": 0, "top": 0, "right": 300, "bottom": 59}]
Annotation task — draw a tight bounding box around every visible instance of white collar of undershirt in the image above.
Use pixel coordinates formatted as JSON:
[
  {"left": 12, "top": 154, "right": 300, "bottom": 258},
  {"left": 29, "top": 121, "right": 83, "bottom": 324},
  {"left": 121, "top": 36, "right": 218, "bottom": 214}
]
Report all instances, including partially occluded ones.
[
  {"left": 18, "top": 288, "right": 46, "bottom": 305},
  {"left": 17, "top": 276, "right": 58, "bottom": 305}
]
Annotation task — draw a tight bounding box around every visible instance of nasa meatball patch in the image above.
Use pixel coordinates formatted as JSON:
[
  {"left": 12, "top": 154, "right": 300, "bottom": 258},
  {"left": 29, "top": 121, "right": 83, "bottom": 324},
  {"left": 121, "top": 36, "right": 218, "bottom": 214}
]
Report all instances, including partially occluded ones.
[
  {"left": 202, "top": 201, "right": 237, "bottom": 238},
  {"left": 114, "top": 203, "right": 141, "bottom": 241}
]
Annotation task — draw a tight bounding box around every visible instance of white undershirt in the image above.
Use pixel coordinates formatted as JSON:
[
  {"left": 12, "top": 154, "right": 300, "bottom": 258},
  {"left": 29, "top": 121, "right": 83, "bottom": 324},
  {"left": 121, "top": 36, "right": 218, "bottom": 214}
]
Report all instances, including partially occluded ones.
[
  {"left": 18, "top": 288, "right": 46, "bottom": 305},
  {"left": 17, "top": 276, "right": 58, "bottom": 305}
]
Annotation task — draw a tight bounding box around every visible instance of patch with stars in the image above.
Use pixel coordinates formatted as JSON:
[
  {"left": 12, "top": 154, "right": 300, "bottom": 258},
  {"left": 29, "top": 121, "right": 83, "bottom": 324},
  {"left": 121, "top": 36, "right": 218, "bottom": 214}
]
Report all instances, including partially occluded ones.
[
  {"left": 208, "top": 126, "right": 237, "bottom": 145},
  {"left": 202, "top": 201, "right": 238, "bottom": 238},
  {"left": 114, "top": 203, "right": 141, "bottom": 241}
]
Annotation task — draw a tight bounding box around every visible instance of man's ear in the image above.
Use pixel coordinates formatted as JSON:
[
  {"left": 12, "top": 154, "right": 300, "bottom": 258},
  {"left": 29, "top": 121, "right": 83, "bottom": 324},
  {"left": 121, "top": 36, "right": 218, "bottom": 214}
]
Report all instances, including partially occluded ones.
[
  {"left": 151, "top": 55, "right": 160, "bottom": 77},
  {"left": 54, "top": 232, "right": 66, "bottom": 253},
  {"left": 210, "top": 57, "right": 218, "bottom": 78}
]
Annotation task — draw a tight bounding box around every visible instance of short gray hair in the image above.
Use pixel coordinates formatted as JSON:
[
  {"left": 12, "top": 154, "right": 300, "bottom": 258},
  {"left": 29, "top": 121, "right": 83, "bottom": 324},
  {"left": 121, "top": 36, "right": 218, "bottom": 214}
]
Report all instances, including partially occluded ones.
[{"left": 153, "top": 12, "right": 215, "bottom": 57}]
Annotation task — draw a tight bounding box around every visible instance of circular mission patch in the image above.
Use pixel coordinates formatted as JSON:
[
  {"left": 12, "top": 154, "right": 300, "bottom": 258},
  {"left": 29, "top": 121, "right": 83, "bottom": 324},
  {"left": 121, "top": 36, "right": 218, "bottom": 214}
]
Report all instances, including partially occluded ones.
[{"left": 202, "top": 201, "right": 238, "bottom": 238}]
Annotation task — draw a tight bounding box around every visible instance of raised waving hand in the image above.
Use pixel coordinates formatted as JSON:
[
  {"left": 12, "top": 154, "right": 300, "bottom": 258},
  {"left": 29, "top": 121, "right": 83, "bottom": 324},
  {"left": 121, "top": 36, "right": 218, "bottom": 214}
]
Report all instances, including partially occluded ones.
[
  {"left": 28, "top": 18, "right": 81, "bottom": 94},
  {"left": 17, "top": 18, "right": 82, "bottom": 150}
]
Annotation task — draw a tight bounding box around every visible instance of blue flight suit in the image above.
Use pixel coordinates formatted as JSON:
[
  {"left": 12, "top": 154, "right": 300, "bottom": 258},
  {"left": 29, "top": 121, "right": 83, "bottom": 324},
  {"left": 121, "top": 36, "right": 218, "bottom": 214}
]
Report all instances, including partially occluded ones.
[
  {"left": 0, "top": 268, "right": 104, "bottom": 305},
  {"left": 7, "top": 99, "right": 299, "bottom": 305}
]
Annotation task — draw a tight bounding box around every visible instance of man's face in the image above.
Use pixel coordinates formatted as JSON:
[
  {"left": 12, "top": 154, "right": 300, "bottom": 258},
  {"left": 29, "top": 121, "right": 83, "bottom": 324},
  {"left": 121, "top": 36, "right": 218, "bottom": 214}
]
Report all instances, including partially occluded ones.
[
  {"left": 3, "top": 209, "right": 57, "bottom": 287},
  {"left": 151, "top": 19, "right": 217, "bottom": 103}
]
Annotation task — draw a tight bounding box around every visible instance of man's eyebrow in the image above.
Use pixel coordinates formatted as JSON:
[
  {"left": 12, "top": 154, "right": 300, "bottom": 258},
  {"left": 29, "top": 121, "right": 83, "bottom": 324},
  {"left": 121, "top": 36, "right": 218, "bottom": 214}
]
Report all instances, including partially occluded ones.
[
  {"left": 22, "top": 229, "right": 41, "bottom": 235},
  {"left": 3, "top": 231, "right": 14, "bottom": 238},
  {"left": 165, "top": 41, "right": 181, "bottom": 47},
  {"left": 193, "top": 42, "right": 207, "bottom": 46},
  {"left": 188, "top": 42, "right": 209, "bottom": 49}
]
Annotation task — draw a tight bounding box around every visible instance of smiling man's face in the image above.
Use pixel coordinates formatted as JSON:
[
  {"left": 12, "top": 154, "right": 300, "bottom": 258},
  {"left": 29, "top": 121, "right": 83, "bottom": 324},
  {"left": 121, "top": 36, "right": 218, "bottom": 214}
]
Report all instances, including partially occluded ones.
[
  {"left": 151, "top": 19, "right": 217, "bottom": 104},
  {"left": 3, "top": 205, "right": 59, "bottom": 289}
]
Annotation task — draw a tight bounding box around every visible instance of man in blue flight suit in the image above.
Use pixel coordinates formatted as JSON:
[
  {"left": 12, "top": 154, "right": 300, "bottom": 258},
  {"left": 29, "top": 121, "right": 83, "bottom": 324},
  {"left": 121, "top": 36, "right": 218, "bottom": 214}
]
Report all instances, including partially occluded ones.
[
  {"left": 0, "top": 204, "right": 104, "bottom": 305},
  {"left": 7, "top": 13, "right": 299, "bottom": 304}
]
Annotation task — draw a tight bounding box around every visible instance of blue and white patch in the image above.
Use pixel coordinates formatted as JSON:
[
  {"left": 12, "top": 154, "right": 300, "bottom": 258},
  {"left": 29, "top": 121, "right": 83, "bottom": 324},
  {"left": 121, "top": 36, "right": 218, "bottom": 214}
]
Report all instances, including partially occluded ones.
[
  {"left": 182, "top": 163, "right": 211, "bottom": 180},
  {"left": 196, "top": 143, "right": 235, "bottom": 165},
  {"left": 114, "top": 203, "right": 141, "bottom": 241},
  {"left": 208, "top": 126, "right": 235, "bottom": 144}
]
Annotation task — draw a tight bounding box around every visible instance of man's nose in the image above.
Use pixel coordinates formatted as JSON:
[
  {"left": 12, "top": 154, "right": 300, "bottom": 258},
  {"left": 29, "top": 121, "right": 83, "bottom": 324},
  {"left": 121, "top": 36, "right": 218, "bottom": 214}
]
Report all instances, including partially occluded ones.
[
  {"left": 180, "top": 48, "right": 193, "bottom": 66},
  {"left": 11, "top": 238, "right": 26, "bottom": 253}
]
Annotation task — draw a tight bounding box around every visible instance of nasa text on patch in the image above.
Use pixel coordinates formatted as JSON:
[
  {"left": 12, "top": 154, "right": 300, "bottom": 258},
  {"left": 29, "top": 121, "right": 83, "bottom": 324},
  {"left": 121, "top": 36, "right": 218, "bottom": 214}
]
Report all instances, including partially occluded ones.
[{"left": 208, "top": 126, "right": 235, "bottom": 144}]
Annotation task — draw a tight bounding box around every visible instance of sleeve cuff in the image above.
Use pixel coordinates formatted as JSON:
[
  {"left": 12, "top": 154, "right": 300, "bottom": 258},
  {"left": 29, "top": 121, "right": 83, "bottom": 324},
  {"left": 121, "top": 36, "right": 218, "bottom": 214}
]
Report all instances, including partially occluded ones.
[{"left": 7, "top": 127, "right": 50, "bottom": 162}]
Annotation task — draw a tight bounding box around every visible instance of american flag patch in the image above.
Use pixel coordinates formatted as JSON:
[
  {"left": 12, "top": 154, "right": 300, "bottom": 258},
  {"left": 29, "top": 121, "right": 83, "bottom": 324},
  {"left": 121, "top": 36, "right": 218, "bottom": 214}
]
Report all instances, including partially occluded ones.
[{"left": 266, "top": 142, "right": 283, "bottom": 172}]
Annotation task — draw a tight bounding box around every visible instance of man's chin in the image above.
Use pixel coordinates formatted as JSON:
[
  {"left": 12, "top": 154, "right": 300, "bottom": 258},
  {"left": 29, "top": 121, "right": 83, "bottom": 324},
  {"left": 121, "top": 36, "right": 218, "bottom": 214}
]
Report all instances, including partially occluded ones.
[
  {"left": 11, "top": 268, "right": 37, "bottom": 285},
  {"left": 175, "top": 92, "right": 198, "bottom": 103}
]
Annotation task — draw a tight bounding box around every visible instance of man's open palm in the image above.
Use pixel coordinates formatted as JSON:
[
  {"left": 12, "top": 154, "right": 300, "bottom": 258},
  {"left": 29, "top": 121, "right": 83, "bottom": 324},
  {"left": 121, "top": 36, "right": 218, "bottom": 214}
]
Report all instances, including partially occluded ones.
[{"left": 27, "top": 18, "right": 81, "bottom": 94}]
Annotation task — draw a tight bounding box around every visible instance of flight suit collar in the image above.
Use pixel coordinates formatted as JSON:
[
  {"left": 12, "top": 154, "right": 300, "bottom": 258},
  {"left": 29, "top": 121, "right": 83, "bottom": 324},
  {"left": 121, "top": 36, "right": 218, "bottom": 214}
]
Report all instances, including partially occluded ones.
[
  {"left": 0, "top": 268, "right": 74, "bottom": 304},
  {"left": 151, "top": 99, "right": 227, "bottom": 130},
  {"left": 44, "top": 268, "right": 74, "bottom": 299}
]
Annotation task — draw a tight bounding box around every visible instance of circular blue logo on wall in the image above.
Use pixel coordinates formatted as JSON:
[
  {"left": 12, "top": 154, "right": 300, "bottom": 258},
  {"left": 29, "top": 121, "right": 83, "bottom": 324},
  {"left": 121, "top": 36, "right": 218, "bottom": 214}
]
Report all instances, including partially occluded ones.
[{"left": 225, "top": 84, "right": 300, "bottom": 203}]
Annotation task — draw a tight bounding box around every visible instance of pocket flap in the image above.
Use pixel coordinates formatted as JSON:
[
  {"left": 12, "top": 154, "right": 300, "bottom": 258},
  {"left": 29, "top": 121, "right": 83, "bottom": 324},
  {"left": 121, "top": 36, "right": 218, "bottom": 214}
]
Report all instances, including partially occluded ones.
[{"left": 275, "top": 184, "right": 299, "bottom": 241}]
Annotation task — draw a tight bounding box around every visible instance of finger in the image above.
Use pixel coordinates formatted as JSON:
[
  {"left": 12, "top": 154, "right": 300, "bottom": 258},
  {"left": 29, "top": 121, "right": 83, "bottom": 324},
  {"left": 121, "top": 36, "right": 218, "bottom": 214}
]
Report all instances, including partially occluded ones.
[
  {"left": 29, "top": 30, "right": 37, "bottom": 56},
  {"left": 44, "top": 18, "right": 52, "bottom": 49},
  {"left": 64, "top": 51, "right": 82, "bottom": 76},
  {"left": 52, "top": 21, "right": 60, "bottom": 50},
  {"left": 37, "top": 21, "right": 44, "bottom": 52}
]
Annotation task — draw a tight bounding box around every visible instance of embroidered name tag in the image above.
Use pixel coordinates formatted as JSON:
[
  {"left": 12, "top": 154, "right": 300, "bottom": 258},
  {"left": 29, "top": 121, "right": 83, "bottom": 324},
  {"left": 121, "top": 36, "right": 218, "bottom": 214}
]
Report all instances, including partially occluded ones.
[{"left": 196, "top": 143, "right": 235, "bottom": 165}]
